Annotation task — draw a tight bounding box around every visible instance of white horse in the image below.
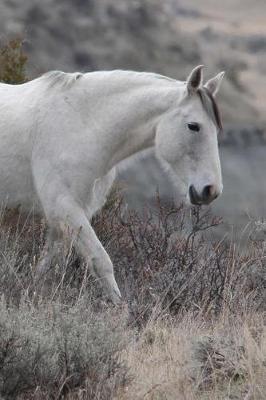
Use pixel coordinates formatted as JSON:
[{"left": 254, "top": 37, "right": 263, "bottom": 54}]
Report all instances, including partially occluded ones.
[{"left": 0, "top": 65, "right": 224, "bottom": 303}]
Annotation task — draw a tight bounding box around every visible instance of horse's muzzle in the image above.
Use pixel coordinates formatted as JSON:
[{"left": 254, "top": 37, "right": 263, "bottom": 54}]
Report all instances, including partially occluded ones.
[{"left": 189, "top": 184, "right": 219, "bottom": 205}]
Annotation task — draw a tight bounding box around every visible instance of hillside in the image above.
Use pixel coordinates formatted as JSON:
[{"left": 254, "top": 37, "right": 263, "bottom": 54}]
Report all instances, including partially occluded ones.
[{"left": 0, "top": 0, "right": 265, "bottom": 125}]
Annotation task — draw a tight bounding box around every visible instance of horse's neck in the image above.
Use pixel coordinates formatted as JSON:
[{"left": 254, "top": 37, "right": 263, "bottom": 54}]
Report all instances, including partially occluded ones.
[{"left": 88, "top": 72, "right": 182, "bottom": 169}]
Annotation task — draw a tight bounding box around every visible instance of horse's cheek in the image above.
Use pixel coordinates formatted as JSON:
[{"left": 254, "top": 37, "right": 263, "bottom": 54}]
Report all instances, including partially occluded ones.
[{"left": 159, "top": 139, "right": 178, "bottom": 164}]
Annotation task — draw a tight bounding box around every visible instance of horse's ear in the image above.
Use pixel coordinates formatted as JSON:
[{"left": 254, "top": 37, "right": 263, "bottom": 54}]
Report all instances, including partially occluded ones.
[
  {"left": 204, "top": 71, "right": 225, "bottom": 97},
  {"left": 186, "top": 65, "right": 204, "bottom": 94}
]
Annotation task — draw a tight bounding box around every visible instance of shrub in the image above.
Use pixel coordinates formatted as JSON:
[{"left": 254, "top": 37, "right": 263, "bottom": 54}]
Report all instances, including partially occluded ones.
[
  {"left": 93, "top": 195, "right": 266, "bottom": 325},
  {"left": 0, "top": 297, "right": 130, "bottom": 399},
  {"left": 0, "top": 37, "right": 28, "bottom": 84}
]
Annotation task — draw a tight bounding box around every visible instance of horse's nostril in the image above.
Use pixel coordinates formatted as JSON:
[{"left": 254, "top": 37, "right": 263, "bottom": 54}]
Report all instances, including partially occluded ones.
[
  {"left": 189, "top": 185, "right": 201, "bottom": 205},
  {"left": 202, "top": 185, "right": 215, "bottom": 201},
  {"left": 190, "top": 185, "right": 219, "bottom": 206}
]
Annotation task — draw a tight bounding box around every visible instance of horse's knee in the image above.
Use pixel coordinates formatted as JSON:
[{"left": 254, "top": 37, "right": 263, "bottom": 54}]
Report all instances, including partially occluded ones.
[{"left": 91, "top": 252, "right": 114, "bottom": 275}]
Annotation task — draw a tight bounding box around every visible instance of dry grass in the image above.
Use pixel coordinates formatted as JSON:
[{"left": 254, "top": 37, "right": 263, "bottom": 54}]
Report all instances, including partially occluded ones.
[{"left": 119, "top": 313, "right": 266, "bottom": 400}]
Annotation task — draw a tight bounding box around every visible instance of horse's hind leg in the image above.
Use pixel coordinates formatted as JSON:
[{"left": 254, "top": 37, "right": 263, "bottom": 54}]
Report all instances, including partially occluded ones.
[{"left": 35, "top": 226, "right": 66, "bottom": 279}]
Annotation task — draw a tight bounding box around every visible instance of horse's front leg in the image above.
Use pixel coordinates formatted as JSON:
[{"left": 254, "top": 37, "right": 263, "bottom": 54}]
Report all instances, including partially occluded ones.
[
  {"left": 61, "top": 198, "right": 121, "bottom": 304},
  {"left": 35, "top": 188, "right": 121, "bottom": 303},
  {"left": 62, "top": 199, "right": 121, "bottom": 304}
]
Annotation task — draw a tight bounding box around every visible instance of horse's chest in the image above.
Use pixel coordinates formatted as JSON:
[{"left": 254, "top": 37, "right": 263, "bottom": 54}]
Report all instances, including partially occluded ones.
[{"left": 0, "top": 140, "right": 38, "bottom": 211}]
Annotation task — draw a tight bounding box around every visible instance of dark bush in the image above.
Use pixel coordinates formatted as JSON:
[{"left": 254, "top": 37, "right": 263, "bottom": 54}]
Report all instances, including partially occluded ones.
[{"left": 93, "top": 195, "right": 266, "bottom": 325}]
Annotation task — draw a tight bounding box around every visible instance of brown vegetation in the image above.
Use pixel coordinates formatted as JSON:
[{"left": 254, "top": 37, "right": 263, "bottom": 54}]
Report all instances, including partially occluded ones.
[{"left": 0, "top": 193, "right": 265, "bottom": 399}]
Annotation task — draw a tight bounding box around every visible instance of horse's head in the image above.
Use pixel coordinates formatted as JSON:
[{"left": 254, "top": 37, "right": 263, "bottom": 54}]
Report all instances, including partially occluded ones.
[{"left": 155, "top": 65, "right": 225, "bottom": 205}]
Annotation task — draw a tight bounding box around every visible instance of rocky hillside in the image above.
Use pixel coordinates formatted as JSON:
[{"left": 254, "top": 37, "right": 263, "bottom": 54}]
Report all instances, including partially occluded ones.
[{"left": 0, "top": 0, "right": 265, "bottom": 125}]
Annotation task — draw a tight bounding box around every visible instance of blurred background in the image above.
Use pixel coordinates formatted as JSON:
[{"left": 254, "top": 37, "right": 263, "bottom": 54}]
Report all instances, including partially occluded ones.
[{"left": 0, "top": 0, "right": 266, "bottom": 238}]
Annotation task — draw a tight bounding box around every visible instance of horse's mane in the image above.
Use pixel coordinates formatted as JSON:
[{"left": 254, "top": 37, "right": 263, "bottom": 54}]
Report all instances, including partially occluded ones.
[
  {"left": 40, "top": 71, "right": 222, "bottom": 132},
  {"left": 198, "top": 87, "right": 222, "bottom": 131},
  {"left": 41, "top": 71, "right": 83, "bottom": 89}
]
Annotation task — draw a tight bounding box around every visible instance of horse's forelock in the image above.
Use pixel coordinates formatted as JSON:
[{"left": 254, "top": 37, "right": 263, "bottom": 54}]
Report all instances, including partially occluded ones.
[{"left": 197, "top": 87, "right": 222, "bottom": 132}]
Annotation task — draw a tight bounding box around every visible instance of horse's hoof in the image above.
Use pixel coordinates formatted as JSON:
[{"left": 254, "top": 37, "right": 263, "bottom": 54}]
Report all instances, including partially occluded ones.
[{"left": 108, "top": 287, "right": 122, "bottom": 306}]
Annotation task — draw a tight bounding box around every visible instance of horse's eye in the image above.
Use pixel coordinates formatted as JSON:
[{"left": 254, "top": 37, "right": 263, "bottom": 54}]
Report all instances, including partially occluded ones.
[{"left": 188, "top": 122, "right": 200, "bottom": 132}]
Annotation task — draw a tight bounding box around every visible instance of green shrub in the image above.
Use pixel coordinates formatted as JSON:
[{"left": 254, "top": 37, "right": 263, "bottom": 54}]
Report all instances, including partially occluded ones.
[{"left": 0, "top": 37, "right": 28, "bottom": 84}]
